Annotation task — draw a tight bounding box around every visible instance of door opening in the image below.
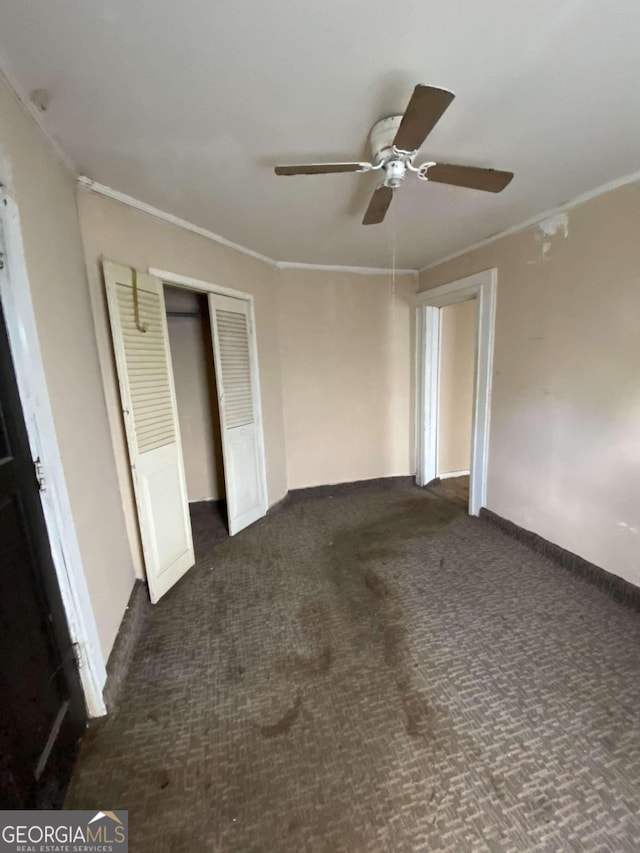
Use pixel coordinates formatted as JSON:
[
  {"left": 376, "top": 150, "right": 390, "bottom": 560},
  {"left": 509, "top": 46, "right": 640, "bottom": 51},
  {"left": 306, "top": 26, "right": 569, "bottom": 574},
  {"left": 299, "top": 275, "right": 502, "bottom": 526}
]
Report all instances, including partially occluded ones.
[
  {"left": 415, "top": 269, "right": 497, "bottom": 516},
  {"left": 435, "top": 299, "right": 476, "bottom": 511},
  {"left": 164, "top": 286, "right": 227, "bottom": 541}
]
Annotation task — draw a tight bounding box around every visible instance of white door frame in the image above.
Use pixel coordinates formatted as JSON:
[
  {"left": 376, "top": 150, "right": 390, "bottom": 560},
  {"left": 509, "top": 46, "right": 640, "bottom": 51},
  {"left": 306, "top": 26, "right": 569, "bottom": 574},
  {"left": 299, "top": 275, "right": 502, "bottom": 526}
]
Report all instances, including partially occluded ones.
[
  {"left": 148, "top": 268, "right": 269, "bottom": 509},
  {"left": 0, "top": 187, "right": 107, "bottom": 717},
  {"left": 415, "top": 268, "right": 497, "bottom": 516}
]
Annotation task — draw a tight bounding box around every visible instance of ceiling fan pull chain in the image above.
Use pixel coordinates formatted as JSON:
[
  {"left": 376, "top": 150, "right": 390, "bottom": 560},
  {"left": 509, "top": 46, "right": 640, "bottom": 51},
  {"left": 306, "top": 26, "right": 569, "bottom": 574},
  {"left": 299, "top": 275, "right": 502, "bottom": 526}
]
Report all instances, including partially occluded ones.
[{"left": 391, "top": 198, "right": 397, "bottom": 296}]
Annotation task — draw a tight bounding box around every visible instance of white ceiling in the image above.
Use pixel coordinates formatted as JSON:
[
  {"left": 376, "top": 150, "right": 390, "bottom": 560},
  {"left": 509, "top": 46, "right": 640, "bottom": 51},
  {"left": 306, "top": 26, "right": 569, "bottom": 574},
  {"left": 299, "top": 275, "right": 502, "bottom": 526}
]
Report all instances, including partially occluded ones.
[{"left": 1, "top": 0, "right": 639, "bottom": 269}]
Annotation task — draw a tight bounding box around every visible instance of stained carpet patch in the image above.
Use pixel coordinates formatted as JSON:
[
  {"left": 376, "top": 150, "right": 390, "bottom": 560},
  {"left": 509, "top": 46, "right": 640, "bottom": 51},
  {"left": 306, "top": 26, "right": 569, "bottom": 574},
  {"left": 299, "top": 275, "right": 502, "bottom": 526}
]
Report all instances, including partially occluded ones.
[{"left": 66, "top": 481, "right": 640, "bottom": 851}]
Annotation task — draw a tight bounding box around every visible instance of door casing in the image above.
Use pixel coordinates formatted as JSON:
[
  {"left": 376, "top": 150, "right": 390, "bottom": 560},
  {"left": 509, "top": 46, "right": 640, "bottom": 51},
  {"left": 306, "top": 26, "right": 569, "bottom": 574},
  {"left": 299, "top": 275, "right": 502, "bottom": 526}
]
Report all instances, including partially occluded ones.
[
  {"left": 414, "top": 268, "right": 497, "bottom": 516},
  {"left": 0, "top": 188, "right": 106, "bottom": 717},
  {"left": 0, "top": 298, "right": 86, "bottom": 805}
]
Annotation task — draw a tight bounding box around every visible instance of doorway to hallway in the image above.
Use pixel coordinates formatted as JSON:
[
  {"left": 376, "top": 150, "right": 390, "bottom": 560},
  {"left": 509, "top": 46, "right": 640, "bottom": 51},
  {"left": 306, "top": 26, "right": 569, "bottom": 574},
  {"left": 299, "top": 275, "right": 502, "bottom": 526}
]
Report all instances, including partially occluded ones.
[
  {"left": 436, "top": 299, "right": 476, "bottom": 511},
  {"left": 415, "top": 268, "right": 497, "bottom": 515}
]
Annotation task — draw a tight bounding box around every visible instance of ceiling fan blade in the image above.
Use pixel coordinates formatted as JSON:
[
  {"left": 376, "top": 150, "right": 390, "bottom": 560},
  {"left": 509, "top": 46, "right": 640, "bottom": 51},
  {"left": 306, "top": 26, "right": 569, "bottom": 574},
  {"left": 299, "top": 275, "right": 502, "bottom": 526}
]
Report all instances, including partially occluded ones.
[
  {"left": 362, "top": 185, "right": 394, "bottom": 225},
  {"left": 426, "top": 163, "right": 514, "bottom": 192},
  {"left": 275, "top": 163, "right": 368, "bottom": 175},
  {"left": 393, "top": 85, "right": 455, "bottom": 152}
]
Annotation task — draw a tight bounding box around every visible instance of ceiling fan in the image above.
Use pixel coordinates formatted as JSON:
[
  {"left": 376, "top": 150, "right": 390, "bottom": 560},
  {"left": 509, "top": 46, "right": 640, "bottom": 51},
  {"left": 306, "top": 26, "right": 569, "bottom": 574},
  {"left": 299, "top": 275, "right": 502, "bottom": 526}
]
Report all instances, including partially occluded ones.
[{"left": 274, "top": 85, "right": 514, "bottom": 225}]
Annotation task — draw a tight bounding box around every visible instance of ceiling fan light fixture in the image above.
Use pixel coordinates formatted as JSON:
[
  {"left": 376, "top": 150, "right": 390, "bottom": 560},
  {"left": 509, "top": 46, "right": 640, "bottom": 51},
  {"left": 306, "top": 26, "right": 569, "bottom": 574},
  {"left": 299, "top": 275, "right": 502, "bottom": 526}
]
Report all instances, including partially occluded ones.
[{"left": 384, "top": 158, "right": 406, "bottom": 188}]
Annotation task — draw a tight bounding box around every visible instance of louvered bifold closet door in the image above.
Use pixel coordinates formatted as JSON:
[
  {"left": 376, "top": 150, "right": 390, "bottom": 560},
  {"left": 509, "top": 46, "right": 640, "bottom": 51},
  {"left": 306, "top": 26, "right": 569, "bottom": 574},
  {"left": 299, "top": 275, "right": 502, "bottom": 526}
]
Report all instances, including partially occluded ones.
[
  {"left": 208, "top": 293, "right": 267, "bottom": 535},
  {"left": 103, "top": 262, "right": 194, "bottom": 603}
]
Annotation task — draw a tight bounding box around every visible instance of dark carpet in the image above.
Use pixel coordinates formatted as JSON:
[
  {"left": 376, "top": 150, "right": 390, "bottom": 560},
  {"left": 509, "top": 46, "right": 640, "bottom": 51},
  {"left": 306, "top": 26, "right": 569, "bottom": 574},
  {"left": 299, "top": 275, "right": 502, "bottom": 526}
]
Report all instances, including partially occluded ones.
[
  {"left": 66, "top": 480, "right": 640, "bottom": 851},
  {"left": 430, "top": 475, "right": 470, "bottom": 509}
]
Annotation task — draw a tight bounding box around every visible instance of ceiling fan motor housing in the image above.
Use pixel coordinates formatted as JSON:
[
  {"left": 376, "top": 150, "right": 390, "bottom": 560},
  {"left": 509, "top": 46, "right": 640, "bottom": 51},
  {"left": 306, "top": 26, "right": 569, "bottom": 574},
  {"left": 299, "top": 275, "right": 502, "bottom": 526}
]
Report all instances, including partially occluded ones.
[
  {"left": 369, "top": 115, "right": 405, "bottom": 161},
  {"left": 370, "top": 115, "right": 414, "bottom": 187}
]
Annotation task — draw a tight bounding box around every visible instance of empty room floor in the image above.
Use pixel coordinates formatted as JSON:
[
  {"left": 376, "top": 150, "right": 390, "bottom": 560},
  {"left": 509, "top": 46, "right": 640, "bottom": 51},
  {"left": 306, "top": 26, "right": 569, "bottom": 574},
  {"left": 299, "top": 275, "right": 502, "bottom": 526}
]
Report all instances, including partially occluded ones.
[{"left": 66, "top": 481, "right": 640, "bottom": 851}]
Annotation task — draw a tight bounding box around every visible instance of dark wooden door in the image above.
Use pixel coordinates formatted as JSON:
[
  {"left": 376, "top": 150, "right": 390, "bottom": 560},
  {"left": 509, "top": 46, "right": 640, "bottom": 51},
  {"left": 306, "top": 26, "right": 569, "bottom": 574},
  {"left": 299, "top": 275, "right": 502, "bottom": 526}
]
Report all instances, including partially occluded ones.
[{"left": 0, "top": 299, "right": 86, "bottom": 808}]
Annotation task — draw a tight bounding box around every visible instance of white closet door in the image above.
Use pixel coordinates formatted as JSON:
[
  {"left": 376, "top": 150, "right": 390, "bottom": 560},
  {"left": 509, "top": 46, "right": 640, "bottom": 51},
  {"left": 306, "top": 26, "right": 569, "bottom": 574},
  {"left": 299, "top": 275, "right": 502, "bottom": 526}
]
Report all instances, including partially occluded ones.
[
  {"left": 103, "top": 262, "right": 194, "bottom": 603},
  {"left": 208, "top": 293, "right": 267, "bottom": 535}
]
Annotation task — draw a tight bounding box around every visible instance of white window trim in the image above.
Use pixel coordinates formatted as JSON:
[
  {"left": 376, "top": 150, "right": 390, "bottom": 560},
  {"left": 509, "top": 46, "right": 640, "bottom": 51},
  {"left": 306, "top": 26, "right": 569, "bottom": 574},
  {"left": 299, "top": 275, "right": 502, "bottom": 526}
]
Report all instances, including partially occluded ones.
[
  {"left": 414, "top": 268, "right": 497, "bottom": 516},
  {"left": 0, "top": 187, "right": 107, "bottom": 717}
]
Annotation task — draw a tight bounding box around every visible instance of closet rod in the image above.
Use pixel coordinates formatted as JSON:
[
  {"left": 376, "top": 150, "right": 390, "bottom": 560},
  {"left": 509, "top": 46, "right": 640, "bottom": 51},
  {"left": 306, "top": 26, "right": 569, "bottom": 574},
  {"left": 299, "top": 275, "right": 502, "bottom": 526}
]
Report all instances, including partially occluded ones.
[{"left": 166, "top": 310, "right": 203, "bottom": 318}]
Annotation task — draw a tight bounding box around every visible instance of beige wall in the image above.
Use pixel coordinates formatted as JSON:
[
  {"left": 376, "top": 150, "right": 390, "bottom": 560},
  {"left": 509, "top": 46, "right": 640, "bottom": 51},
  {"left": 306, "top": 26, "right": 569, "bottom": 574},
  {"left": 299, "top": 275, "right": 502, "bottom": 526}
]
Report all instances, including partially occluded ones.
[
  {"left": 420, "top": 185, "right": 640, "bottom": 587},
  {"left": 77, "top": 190, "right": 288, "bottom": 578},
  {"left": 438, "top": 299, "right": 475, "bottom": 476},
  {"left": 0, "top": 76, "right": 136, "bottom": 661},
  {"left": 277, "top": 269, "right": 417, "bottom": 489},
  {"left": 165, "top": 287, "right": 223, "bottom": 502}
]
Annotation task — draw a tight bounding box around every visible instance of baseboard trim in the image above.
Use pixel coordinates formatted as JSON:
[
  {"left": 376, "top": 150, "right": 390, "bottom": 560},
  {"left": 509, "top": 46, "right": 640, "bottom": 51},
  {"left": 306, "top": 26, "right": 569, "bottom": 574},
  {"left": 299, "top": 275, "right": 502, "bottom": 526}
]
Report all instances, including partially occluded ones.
[
  {"left": 103, "top": 580, "right": 151, "bottom": 711},
  {"left": 287, "top": 475, "right": 416, "bottom": 503},
  {"left": 438, "top": 470, "right": 470, "bottom": 480},
  {"left": 480, "top": 508, "right": 640, "bottom": 612},
  {"left": 189, "top": 498, "right": 225, "bottom": 510}
]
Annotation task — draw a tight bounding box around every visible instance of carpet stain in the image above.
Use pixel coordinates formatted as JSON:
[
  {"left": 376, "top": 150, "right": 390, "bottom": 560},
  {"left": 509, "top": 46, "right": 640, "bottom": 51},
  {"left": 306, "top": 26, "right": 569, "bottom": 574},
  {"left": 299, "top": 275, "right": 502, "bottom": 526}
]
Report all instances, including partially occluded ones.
[
  {"left": 277, "top": 643, "right": 334, "bottom": 676},
  {"left": 260, "top": 694, "right": 303, "bottom": 739},
  {"left": 276, "top": 600, "right": 334, "bottom": 676},
  {"left": 327, "top": 495, "right": 459, "bottom": 738},
  {"left": 66, "top": 480, "right": 640, "bottom": 851},
  {"left": 354, "top": 546, "right": 396, "bottom": 563},
  {"left": 363, "top": 568, "right": 394, "bottom": 598},
  {"left": 399, "top": 679, "right": 434, "bottom": 738}
]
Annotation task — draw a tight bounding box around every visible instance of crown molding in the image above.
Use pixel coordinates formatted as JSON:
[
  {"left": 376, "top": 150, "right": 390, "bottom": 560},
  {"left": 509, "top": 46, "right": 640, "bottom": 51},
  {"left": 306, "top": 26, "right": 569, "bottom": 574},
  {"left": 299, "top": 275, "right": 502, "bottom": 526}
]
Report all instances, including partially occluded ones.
[
  {"left": 3, "top": 59, "right": 637, "bottom": 278},
  {"left": 276, "top": 261, "right": 417, "bottom": 276},
  {"left": 77, "top": 177, "right": 419, "bottom": 276},
  {"left": 420, "top": 167, "right": 640, "bottom": 273},
  {"left": 77, "top": 177, "right": 276, "bottom": 266}
]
